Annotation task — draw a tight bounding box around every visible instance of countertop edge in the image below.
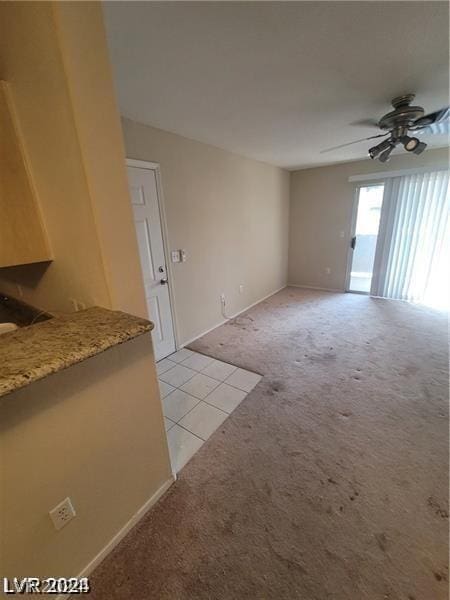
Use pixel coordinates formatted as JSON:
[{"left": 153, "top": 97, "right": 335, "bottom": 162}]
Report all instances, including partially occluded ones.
[{"left": 0, "top": 307, "right": 154, "bottom": 399}]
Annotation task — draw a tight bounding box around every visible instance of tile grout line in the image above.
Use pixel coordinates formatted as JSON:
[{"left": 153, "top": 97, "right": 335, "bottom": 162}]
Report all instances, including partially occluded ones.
[
  {"left": 201, "top": 396, "right": 244, "bottom": 415},
  {"left": 160, "top": 358, "right": 259, "bottom": 395},
  {"left": 168, "top": 380, "right": 225, "bottom": 426},
  {"left": 160, "top": 352, "right": 262, "bottom": 443},
  {"left": 166, "top": 395, "right": 202, "bottom": 426},
  {"left": 159, "top": 351, "right": 261, "bottom": 379},
  {"left": 161, "top": 361, "right": 245, "bottom": 433},
  {"left": 173, "top": 400, "right": 230, "bottom": 442},
  {"left": 163, "top": 354, "right": 259, "bottom": 469},
  {"left": 162, "top": 373, "right": 258, "bottom": 403},
  {"left": 164, "top": 382, "right": 246, "bottom": 434},
  {"left": 158, "top": 351, "right": 213, "bottom": 384},
  {"left": 158, "top": 365, "right": 198, "bottom": 387},
  {"left": 172, "top": 420, "right": 206, "bottom": 443}
]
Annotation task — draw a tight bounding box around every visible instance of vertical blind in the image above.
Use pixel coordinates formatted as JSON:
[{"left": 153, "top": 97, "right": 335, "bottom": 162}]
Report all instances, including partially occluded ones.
[{"left": 371, "top": 169, "right": 450, "bottom": 309}]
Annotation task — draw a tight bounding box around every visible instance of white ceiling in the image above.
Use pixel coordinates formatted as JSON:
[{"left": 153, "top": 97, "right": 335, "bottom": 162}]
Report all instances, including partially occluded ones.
[{"left": 103, "top": 1, "right": 449, "bottom": 170}]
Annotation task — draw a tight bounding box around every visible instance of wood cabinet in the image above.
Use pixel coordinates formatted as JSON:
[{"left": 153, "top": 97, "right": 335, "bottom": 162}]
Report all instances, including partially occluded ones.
[{"left": 0, "top": 81, "right": 51, "bottom": 267}]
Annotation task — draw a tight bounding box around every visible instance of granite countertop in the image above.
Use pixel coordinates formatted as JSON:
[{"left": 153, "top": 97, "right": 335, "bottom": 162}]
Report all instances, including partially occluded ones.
[{"left": 0, "top": 307, "right": 153, "bottom": 398}]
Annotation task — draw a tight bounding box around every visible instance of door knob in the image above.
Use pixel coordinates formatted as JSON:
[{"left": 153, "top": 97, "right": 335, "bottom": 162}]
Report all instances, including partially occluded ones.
[{"left": 160, "top": 278, "right": 168, "bottom": 285}]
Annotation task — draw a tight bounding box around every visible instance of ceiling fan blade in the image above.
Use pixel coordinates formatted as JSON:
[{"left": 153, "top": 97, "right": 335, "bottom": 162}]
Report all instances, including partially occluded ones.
[
  {"left": 350, "top": 118, "right": 380, "bottom": 128},
  {"left": 415, "top": 120, "right": 450, "bottom": 136},
  {"left": 320, "top": 133, "right": 388, "bottom": 154},
  {"left": 412, "top": 106, "right": 450, "bottom": 128}
]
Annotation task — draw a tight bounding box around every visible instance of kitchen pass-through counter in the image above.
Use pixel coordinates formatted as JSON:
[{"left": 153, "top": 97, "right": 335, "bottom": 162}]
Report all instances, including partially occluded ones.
[{"left": 0, "top": 306, "right": 153, "bottom": 397}]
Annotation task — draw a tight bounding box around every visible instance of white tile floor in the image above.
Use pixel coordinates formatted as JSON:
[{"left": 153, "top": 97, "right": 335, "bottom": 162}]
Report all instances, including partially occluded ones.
[{"left": 158, "top": 351, "right": 262, "bottom": 473}]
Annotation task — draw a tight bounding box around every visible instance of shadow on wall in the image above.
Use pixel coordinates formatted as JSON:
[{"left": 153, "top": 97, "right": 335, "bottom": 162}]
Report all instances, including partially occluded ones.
[{"left": 0, "top": 262, "right": 51, "bottom": 292}]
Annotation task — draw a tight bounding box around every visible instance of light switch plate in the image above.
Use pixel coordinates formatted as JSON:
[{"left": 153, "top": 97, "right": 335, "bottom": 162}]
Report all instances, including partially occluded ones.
[
  {"left": 180, "top": 249, "right": 187, "bottom": 262},
  {"left": 171, "top": 251, "right": 181, "bottom": 263}
]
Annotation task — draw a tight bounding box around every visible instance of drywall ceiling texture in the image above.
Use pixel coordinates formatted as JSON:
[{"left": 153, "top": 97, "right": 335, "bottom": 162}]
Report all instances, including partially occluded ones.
[
  {"left": 288, "top": 147, "right": 449, "bottom": 291},
  {"left": 104, "top": 1, "right": 449, "bottom": 169},
  {"left": 122, "top": 118, "right": 290, "bottom": 345}
]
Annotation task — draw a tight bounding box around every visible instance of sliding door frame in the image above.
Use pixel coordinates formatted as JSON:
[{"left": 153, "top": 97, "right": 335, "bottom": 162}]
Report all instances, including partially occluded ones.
[
  {"left": 345, "top": 181, "right": 386, "bottom": 295},
  {"left": 344, "top": 186, "right": 360, "bottom": 293}
]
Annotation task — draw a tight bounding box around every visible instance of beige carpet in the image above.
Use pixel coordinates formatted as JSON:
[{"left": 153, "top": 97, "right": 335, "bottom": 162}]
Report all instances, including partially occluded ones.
[{"left": 89, "top": 288, "right": 449, "bottom": 599}]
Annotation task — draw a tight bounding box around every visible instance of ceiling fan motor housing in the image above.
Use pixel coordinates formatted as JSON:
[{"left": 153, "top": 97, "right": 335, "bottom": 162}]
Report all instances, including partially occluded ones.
[
  {"left": 378, "top": 94, "right": 425, "bottom": 133},
  {"left": 322, "top": 93, "right": 447, "bottom": 157}
]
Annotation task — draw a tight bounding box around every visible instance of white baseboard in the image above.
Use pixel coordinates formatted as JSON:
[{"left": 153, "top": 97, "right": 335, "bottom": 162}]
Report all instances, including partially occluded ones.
[
  {"left": 230, "top": 285, "right": 287, "bottom": 318},
  {"left": 181, "top": 318, "right": 228, "bottom": 348},
  {"left": 58, "top": 475, "right": 175, "bottom": 599},
  {"left": 181, "top": 285, "right": 287, "bottom": 347},
  {"left": 287, "top": 283, "right": 344, "bottom": 293}
]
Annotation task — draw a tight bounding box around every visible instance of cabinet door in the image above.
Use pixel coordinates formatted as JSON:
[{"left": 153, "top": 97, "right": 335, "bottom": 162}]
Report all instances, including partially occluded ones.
[{"left": 0, "top": 81, "right": 51, "bottom": 267}]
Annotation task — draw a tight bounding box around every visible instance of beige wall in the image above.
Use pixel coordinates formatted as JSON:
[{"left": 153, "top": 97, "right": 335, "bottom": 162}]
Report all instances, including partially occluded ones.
[
  {"left": 288, "top": 147, "right": 449, "bottom": 291},
  {"left": 0, "top": 333, "right": 172, "bottom": 579},
  {"left": 122, "top": 118, "right": 290, "bottom": 344},
  {"left": 0, "top": 2, "right": 146, "bottom": 318},
  {"left": 0, "top": 1, "right": 170, "bottom": 585}
]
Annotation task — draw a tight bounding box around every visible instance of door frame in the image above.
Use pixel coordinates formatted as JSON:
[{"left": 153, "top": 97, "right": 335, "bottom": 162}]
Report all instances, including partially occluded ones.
[
  {"left": 345, "top": 181, "right": 385, "bottom": 295},
  {"left": 126, "top": 158, "right": 180, "bottom": 352},
  {"left": 344, "top": 185, "right": 360, "bottom": 293}
]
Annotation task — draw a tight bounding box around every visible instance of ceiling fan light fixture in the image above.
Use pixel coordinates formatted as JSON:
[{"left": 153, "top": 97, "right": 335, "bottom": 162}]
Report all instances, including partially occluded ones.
[
  {"left": 378, "top": 146, "right": 394, "bottom": 163},
  {"left": 368, "top": 145, "right": 381, "bottom": 159},
  {"left": 328, "top": 95, "right": 447, "bottom": 161},
  {"left": 412, "top": 141, "right": 427, "bottom": 155},
  {"left": 368, "top": 138, "right": 394, "bottom": 160},
  {"left": 402, "top": 136, "right": 420, "bottom": 152}
]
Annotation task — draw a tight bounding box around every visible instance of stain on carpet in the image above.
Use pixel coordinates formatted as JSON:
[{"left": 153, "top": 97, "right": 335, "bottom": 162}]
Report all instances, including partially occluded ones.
[{"left": 88, "top": 288, "right": 449, "bottom": 600}]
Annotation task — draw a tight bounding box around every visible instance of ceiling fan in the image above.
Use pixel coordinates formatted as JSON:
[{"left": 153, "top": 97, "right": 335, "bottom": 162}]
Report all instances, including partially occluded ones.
[{"left": 321, "top": 94, "right": 450, "bottom": 162}]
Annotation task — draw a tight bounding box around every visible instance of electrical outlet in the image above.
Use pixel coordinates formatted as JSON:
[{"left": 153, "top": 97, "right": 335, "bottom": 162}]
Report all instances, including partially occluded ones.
[
  {"left": 49, "top": 497, "right": 76, "bottom": 531},
  {"left": 220, "top": 293, "right": 226, "bottom": 305},
  {"left": 325, "top": 267, "right": 331, "bottom": 275},
  {"left": 69, "top": 299, "right": 86, "bottom": 311},
  {"left": 239, "top": 285, "right": 244, "bottom": 294}
]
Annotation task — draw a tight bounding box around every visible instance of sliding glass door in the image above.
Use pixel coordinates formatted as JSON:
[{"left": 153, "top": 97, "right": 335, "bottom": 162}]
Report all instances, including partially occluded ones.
[
  {"left": 347, "top": 184, "right": 384, "bottom": 293},
  {"left": 371, "top": 169, "right": 449, "bottom": 309},
  {"left": 347, "top": 169, "right": 449, "bottom": 309}
]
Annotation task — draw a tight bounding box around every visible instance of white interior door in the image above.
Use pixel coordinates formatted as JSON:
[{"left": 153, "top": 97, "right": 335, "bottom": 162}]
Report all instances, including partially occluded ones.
[{"left": 127, "top": 164, "right": 176, "bottom": 360}]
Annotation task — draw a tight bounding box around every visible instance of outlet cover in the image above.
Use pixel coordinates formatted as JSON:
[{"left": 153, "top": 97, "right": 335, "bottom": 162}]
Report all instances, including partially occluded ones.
[{"left": 49, "top": 497, "right": 76, "bottom": 531}]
